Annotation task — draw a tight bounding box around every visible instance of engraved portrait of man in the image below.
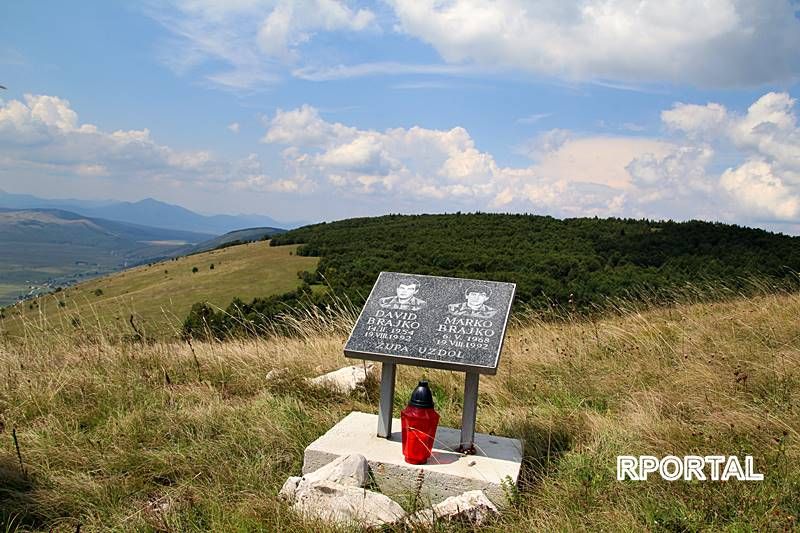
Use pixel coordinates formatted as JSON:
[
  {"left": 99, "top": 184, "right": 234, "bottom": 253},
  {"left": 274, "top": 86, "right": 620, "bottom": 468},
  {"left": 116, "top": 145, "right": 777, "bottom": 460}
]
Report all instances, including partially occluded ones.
[
  {"left": 379, "top": 278, "right": 427, "bottom": 311},
  {"left": 448, "top": 285, "right": 497, "bottom": 319}
]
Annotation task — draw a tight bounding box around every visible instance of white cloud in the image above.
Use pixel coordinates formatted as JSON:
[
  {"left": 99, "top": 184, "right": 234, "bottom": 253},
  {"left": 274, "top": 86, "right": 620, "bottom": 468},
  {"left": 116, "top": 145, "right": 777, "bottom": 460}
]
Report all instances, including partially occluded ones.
[
  {"left": 532, "top": 93, "right": 800, "bottom": 223},
  {"left": 0, "top": 94, "right": 204, "bottom": 175},
  {"left": 644, "top": 92, "right": 800, "bottom": 222},
  {"left": 75, "top": 163, "right": 108, "bottom": 177},
  {"left": 721, "top": 160, "right": 799, "bottom": 219},
  {"left": 533, "top": 135, "right": 674, "bottom": 190},
  {"left": 144, "top": 0, "right": 800, "bottom": 90},
  {"left": 516, "top": 128, "right": 572, "bottom": 160},
  {"left": 259, "top": 92, "right": 800, "bottom": 229},
  {"left": 256, "top": 1, "right": 374, "bottom": 61},
  {"left": 291, "top": 62, "right": 479, "bottom": 81},
  {"left": 388, "top": 0, "right": 800, "bottom": 87},
  {"left": 263, "top": 105, "right": 506, "bottom": 198},
  {"left": 230, "top": 173, "right": 310, "bottom": 193},
  {"left": 0, "top": 94, "right": 298, "bottom": 194},
  {"left": 662, "top": 93, "right": 800, "bottom": 174},
  {"left": 147, "top": 0, "right": 378, "bottom": 89},
  {"left": 261, "top": 105, "right": 670, "bottom": 215},
  {"left": 227, "top": 122, "right": 240, "bottom": 133},
  {"left": 730, "top": 92, "right": 800, "bottom": 171},
  {"left": 226, "top": 152, "right": 315, "bottom": 193},
  {"left": 0, "top": 94, "right": 96, "bottom": 144},
  {"left": 517, "top": 113, "right": 552, "bottom": 125},
  {"left": 262, "top": 104, "right": 358, "bottom": 146},
  {"left": 626, "top": 145, "right": 715, "bottom": 205},
  {"left": 662, "top": 102, "right": 729, "bottom": 139}
]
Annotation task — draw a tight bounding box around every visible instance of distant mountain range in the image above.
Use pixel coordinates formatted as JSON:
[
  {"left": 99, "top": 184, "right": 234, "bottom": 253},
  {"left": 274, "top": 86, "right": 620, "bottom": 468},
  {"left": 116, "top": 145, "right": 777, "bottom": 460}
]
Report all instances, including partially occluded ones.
[
  {"left": 0, "top": 190, "right": 305, "bottom": 234},
  {"left": 0, "top": 189, "right": 299, "bottom": 304}
]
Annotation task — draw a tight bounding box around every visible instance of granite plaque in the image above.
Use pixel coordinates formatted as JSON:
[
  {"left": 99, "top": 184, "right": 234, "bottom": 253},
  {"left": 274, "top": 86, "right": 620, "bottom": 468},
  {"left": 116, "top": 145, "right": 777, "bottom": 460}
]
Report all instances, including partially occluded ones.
[{"left": 344, "top": 272, "right": 516, "bottom": 374}]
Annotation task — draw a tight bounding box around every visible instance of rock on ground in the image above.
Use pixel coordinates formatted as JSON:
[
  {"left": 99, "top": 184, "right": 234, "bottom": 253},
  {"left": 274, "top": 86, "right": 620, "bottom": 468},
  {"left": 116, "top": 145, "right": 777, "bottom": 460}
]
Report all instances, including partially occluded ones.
[
  {"left": 293, "top": 480, "right": 406, "bottom": 528},
  {"left": 280, "top": 454, "right": 404, "bottom": 527},
  {"left": 278, "top": 476, "right": 301, "bottom": 502},
  {"left": 408, "top": 490, "right": 499, "bottom": 527},
  {"left": 266, "top": 367, "right": 289, "bottom": 381},
  {"left": 278, "top": 454, "right": 368, "bottom": 504},
  {"left": 308, "top": 364, "right": 375, "bottom": 394},
  {"left": 302, "top": 453, "right": 368, "bottom": 488}
]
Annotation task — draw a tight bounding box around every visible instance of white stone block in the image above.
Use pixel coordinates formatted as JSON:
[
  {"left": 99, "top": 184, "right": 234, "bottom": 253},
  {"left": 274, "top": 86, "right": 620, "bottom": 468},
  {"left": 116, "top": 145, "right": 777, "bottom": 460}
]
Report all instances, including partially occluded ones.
[
  {"left": 278, "top": 476, "right": 301, "bottom": 503},
  {"left": 308, "top": 364, "right": 375, "bottom": 394},
  {"left": 302, "top": 453, "right": 368, "bottom": 487},
  {"left": 303, "top": 411, "right": 523, "bottom": 507},
  {"left": 293, "top": 480, "right": 406, "bottom": 528},
  {"left": 409, "top": 490, "right": 500, "bottom": 527},
  {"left": 266, "top": 367, "right": 289, "bottom": 381}
]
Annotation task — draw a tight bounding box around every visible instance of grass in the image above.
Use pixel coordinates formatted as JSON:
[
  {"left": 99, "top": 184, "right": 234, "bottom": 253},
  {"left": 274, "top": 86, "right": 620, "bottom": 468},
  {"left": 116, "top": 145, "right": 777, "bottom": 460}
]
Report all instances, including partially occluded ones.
[
  {"left": 0, "top": 287, "right": 798, "bottom": 531},
  {"left": 0, "top": 241, "right": 318, "bottom": 339},
  {"left": 0, "top": 285, "right": 25, "bottom": 307}
]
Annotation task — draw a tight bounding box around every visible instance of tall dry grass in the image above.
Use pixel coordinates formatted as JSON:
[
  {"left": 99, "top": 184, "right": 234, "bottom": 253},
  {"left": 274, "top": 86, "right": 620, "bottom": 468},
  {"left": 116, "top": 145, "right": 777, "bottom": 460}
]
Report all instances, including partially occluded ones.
[{"left": 0, "top": 285, "right": 798, "bottom": 531}]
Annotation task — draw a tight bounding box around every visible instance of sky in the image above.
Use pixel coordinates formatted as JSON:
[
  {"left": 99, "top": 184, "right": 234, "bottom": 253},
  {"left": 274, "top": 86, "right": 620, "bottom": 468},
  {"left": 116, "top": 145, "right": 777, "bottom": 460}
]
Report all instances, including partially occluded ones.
[{"left": 1, "top": 1, "right": 800, "bottom": 233}]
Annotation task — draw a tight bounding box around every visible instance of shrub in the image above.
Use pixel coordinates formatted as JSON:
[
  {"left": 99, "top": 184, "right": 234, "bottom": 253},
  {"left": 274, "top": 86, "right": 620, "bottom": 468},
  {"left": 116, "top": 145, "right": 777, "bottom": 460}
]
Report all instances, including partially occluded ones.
[
  {"left": 181, "top": 302, "right": 227, "bottom": 340},
  {"left": 182, "top": 285, "right": 319, "bottom": 340},
  {"left": 297, "top": 270, "right": 319, "bottom": 284}
]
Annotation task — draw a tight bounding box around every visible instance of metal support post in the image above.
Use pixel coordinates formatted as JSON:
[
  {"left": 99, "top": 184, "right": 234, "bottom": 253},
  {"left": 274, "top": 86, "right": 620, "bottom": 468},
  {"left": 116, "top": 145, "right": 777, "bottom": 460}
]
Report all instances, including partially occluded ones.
[
  {"left": 377, "top": 362, "right": 397, "bottom": 438},
  {"left": 459, "top": 372, "right": 480, "bottom": 453}
]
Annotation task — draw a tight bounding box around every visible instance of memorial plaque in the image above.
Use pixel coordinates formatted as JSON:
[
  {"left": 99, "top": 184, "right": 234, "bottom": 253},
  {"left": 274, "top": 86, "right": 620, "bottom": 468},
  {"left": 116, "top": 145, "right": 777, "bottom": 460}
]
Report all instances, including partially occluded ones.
[{"left": 345, "top": 272, "right": 516, "bottom": 375}]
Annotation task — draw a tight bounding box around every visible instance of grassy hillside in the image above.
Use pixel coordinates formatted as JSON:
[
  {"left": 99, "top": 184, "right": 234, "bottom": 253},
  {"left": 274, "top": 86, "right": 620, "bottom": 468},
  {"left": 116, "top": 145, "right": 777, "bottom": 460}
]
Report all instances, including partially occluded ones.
[
  {"left": 271, "top": 214, "right": 800, "bottom": 310},
  {"left": 0, "top": 209, "right": 213, "bottom": 305},
  {"left": 191, "top": 226, "right": 285, "bottom": 254},
  {"left": 0, "top": 289, "right": 797, "bottom": 531},
  {"left": 0, "top": 240, "right": 318, "bottom": 339}
]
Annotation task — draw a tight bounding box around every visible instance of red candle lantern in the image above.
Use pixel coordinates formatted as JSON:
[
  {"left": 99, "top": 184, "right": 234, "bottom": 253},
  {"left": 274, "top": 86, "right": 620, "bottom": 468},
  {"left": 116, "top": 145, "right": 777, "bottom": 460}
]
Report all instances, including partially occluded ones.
[{"left": 400, "top": 380, "right": 440, "bottom": 465}]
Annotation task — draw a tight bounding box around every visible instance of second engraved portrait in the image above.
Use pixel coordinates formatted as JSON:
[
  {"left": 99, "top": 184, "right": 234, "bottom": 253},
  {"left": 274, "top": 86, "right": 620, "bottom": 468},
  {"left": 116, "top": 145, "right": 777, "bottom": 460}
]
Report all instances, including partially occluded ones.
[{"left": 447, "top": 285, "right": 497, "bottom": 319}]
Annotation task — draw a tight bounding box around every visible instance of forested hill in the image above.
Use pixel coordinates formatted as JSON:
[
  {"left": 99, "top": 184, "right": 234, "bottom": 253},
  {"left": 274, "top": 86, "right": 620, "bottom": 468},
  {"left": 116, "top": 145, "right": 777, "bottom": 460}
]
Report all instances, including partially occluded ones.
[{"left": 270, "top": 214, "right": 800, "bottom": 309}]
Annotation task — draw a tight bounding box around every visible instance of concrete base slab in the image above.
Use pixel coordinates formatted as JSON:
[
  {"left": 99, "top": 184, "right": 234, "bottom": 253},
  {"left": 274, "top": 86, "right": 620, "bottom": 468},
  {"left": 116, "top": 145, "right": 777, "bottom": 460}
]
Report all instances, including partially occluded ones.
[{"left": 303, "top": 411, "right": 523, "bottom": 507}]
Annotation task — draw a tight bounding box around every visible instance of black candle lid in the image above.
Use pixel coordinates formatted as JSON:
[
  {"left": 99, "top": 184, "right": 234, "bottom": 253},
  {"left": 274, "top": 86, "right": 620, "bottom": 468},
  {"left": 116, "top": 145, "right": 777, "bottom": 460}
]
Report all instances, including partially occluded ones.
[{"left": 408, "top": 380, "right": 435, "bottom": 408}]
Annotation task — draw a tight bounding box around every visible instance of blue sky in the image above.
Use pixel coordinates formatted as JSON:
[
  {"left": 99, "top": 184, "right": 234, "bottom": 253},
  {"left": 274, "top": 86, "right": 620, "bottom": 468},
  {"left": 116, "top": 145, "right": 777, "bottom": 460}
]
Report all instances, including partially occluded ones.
[{"left": 1, "top": 1, "right": 800, "bottom": 233}]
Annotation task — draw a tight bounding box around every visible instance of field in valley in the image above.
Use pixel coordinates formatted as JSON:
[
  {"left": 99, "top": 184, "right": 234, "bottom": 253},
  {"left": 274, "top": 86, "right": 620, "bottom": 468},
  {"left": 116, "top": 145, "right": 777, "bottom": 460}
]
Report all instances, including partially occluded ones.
[
  {"left": 0, "top": 287, "right": 798, "bottom": 531},
  {"left": 0, "top": 241, "right": 318, "bottom": 339},
  {"left": 0, "top": 209, "right": 217, "bottom": 306}
]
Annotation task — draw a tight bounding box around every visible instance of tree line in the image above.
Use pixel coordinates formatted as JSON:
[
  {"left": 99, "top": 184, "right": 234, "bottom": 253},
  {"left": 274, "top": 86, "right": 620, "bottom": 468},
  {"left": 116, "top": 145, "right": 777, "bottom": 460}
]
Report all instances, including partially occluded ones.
[{"left": 182, "top": 213, "right": 800, "bottom": 339}]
